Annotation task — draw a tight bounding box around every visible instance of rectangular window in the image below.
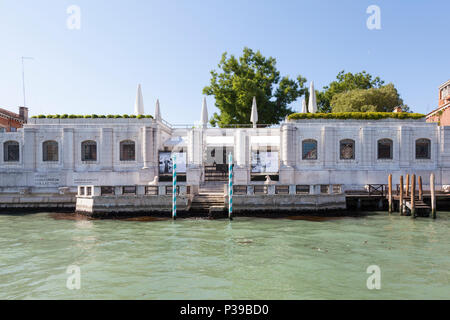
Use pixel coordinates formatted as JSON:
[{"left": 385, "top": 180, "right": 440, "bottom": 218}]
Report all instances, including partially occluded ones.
[
  {"left": 416, "top": 139, "right": 431, "bottom": 159},
  {"left": 332, "top": 185, "right": 342, "bottom": 194},
  {"left": 123, "top": 186, "right": 136, "bottom": 194},
  {"left": 302, "top": 140, "right": 317, "bottom": 160},
  {"left": 120, "top": 141, "right": 136, "bottom": 161},
  {"left": 43, "top": 141, "right": 59, "bottom": 162},
  {"left": 82, "top": 141, "right": 97, "bottom": 161},
  {"left": 340, "top": 140, "right": 355, "bottom": 160},
  {"left": 377, "top": 139, "right": 393, "bottom": 160},
  {"left": 296, "top": 185, "right": 310, "bottom": 194},
  {"left": 4, "top": 142, "right": 20, "bottom": 162},
  {"left": 101, "top": 186, "right": 115, "bottom": 195},
  {"left": 254, "top": 185, "right": 267, "bottom": 195},
  {"left": 320, "top": 185, "right": 329, "bottom": 194},
  {"left": 233, "top": 185, "right": 247, "bottom": 195},
  {"left": 275, "top": 185, "right": 289, "bottom": 195},
  {"left": 145, "top": 186, "right": 158, "bottom": 195}
]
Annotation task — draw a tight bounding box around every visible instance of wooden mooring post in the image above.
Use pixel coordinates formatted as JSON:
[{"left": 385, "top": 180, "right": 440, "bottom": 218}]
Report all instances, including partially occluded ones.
[
  {"left": 418, "top": 176, "right": 423, "bottom": 201},
  {"left": 411, "top": 174, "right": 416, "bottom": 218},
  {"left": 430, "top": 173, "right": 436, "bottom": 219},
  {"left": 399, "top": 175, "right": 404, "bottom": 215},
  {"left": 405, "top": 174, "right": 410, "bottom": 197},
  {"left": 388, "top": 174, "right": 393, "bottom": 214}
]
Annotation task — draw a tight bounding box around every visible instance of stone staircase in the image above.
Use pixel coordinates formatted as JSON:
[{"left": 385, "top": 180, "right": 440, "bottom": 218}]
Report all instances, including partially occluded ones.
[{"left": 190, "top": 183, "right": 226, "bottom": 214}]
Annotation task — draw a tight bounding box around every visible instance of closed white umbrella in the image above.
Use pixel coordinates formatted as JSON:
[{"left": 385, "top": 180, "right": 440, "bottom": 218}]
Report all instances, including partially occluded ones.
[
  {"left": 308, "top": 81, "right": 317, "bottom": 113},
  {"left": 250, "top": 96, "right": 258, "bottom": 128},
  {"left": 154, "top": 99, "right": 161, "bottom": 121},
  {"left": 301, "top": 98, "right": 308, "bottom": 113},
  {"left": 134, "top": 84, "right": 144, "bottom": 116},
  {"left": 201, "top": 97, "right": 208, "bottom": 128}
]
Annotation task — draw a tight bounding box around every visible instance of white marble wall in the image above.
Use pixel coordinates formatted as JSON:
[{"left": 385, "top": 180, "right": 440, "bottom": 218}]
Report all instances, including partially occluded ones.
[{"left": 0, "top": 117, "right": 448, "bottom": 191}]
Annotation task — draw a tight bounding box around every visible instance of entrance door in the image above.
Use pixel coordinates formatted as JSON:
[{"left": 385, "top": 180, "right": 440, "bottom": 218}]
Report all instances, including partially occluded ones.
[{"left": 204, "top": 146, "right": 233, "bottom": 181}]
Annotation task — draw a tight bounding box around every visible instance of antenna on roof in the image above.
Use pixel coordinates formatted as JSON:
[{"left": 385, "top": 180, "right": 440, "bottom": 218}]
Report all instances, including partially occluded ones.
[{"left": 21, "top": 57, "right": 34, "bottom": 107}]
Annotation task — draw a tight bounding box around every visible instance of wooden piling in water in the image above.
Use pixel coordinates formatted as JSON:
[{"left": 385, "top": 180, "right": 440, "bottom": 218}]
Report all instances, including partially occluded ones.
[
  {"left": 399, "top": 175, "right": 404, "bottom": 215},
  {"left": 418, "top": 176, "right": 423, "bottom": 201},
  {"left": 430, "top": 173, "right": 436, "bottom": 219},
  {"left": 405, "top": 174, "right": 410, "bottom": 197},
  {"left": 388, "top": 174, "right": 393, "bottom": 214},
  {"left": 411, "top": 174, "right": 416, "bottom": 218}
]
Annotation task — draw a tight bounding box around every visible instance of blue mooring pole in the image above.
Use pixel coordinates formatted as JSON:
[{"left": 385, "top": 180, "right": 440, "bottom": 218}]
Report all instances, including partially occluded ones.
[
  {"left": 228, "top": 152, "right": 233, "bottom": 220},
  {"left": 172, "top": 154, "right": 177, "bottom": 220}
]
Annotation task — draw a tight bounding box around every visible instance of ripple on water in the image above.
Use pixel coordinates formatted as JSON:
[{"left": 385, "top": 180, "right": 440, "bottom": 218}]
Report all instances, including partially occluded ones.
[{"left": 0, "top": 211, "right": 448, "bottom": 299}]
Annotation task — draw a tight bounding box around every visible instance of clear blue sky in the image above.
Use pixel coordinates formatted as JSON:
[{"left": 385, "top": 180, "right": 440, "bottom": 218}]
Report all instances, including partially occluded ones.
[{"left": 0, "top": 0, "right": 448, "bottom": 123}]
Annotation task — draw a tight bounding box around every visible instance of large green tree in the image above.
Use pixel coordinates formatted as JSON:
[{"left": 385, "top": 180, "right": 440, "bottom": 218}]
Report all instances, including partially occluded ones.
[
  {"left": 331, "top": 84, "right": 406, "bottom": 112},
  {"left": 315, "top": 70, "right": 385, "bottom": 113},
  {"left": 203, "top": 48, "right": 307, "bottom": 127}
]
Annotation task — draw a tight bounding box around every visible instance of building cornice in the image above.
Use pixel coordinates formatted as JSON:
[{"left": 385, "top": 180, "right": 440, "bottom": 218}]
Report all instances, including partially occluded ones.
[{"left": 426, "top": 102, "right": 450, "bottom": 119}]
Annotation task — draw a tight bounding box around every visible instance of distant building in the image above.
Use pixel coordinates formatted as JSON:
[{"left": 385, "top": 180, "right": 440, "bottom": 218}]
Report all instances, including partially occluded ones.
[
  {"left": 0, "top": 107, "right": 28, "bottom": 132},
  {"left": 426, "top": 80, "right": 450, "bottom": 126}
]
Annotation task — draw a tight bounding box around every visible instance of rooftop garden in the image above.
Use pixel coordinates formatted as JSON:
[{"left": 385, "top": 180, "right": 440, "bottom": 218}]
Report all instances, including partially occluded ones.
[
  {"left": 31, "top": 114, "right": 154, "bottom": 119},
  {"left": 287, "top": 112, "right": 425, "bottom": 121}
]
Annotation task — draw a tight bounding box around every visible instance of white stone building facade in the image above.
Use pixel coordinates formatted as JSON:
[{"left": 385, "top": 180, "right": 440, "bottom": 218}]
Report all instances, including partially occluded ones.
[{"left": 0, "top": 116, "right": 449, "bottom": 195}]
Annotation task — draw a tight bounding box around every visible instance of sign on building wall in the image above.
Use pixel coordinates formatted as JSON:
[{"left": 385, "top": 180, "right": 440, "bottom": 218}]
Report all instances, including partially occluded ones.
[
  {"left": 251, "top": 151, "right": 279, "bottom": 173},
  {"left": 159, "top": 152, "right": 186, "bottom": 174},
  {"left": 34, "top": 173, "right": 61, "bottom": 186}
]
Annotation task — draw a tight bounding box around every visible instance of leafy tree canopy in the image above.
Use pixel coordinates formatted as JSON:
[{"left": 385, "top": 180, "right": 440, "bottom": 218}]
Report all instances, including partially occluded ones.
[
  {"left": 331, "top": 83, "right": 407, "bottom": 112},
  {"left": 203, "top": 47, "right": 307, "bottom": 127},
  {"left": 315, "top": 70, "right": 385, "bottom": 113}
]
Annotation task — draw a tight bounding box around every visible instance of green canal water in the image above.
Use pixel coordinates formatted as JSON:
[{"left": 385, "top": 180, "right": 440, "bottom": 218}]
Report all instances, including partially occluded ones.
[{"left": 0, "top": 212, "right": 448, "bottom": 300}]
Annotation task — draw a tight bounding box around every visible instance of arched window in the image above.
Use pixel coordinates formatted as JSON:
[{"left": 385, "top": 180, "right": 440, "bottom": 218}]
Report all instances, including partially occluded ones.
[
  {"left": 3, "top": 141, "right": 20, "bottom": 162},
  {"left": 302, "top": 139, "right": 317, "bottom": 160},
  {"left": 43, "top": 140, "right": 59, "bottom": 162},
  {"left": 340, "top": 139, "right": 355, "bottom": 160},
  {"left": 81, "top": 140, "right": 97, "bottom": 161},
  {"left": 377, "top": 139, "right": 393, "bottom": 159},
  {"left": 120, "top": 140, "right": 135, "bottom": 161},
  {"left": 416, "top": 138, "right": 431, "bottom": 159}
]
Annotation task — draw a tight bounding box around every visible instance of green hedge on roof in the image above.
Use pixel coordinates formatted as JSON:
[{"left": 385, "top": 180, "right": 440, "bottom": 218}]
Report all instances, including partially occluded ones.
[
  {"left": 31, "top": 114, "right": 154, "bottom": 119},
  {"left": 287, "top": 112, "right": 425, "bottom": 121}
]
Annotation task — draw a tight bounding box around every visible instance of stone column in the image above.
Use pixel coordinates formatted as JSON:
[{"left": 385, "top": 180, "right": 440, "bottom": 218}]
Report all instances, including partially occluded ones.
[
  {"left": 142, "top": 126, "right": 154, "bottom": 169},
  {"left": 279, "top": 123, "right": 295, "bottom": 184},
  {"left": 280, "top": 124, "right": 294, "bottom": 166},
  {"left": 101, "top": 128, "right": 113, "bottom": 171},
  {"left": 236, "top": 129, "right": 247, "bottom": 166},
  {"left": 186, "top": 129, "right": 203, "bottom": 185},
  {"left": 23, "top": 128, "right": 36, "bottom": 171},
  {"left": 234, "top": 129, "right": 248, "bottom": 184},
  {"left": 63, "top": 128, "right": 75, "bottom": 170}
]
